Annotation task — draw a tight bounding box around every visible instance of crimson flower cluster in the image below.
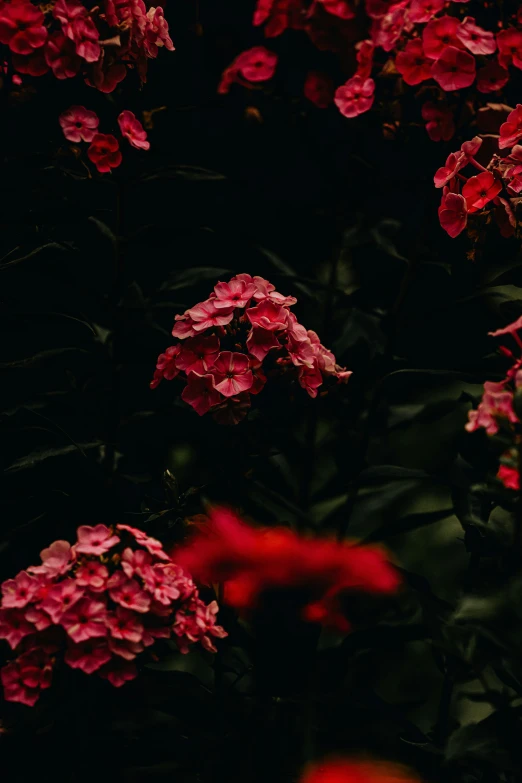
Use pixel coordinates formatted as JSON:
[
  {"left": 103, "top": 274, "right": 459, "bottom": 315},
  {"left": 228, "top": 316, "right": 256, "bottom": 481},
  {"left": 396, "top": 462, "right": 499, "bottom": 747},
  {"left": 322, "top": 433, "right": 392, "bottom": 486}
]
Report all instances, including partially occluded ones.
[
  {"left": 466, "top": 315, "right": 522, "bottom": 491},
  {"left": 0, "top": 0, "right": 173, "bottom": 92},
  {"left": 150, "top": 274, "right": 351, "bottom": 425},
  {"left": 434, "top": 105, "right": 522, "bottom": 238},
  {"left": 219, "top": 0, "right": 522, "bottom": 142},
  {"left": 175, "top": 507, "right": 401, "bottom": 632},
  {"left": 59, "top": 105, "right": 149, "bottom": 173},
  {"left": 0, "top": 523, "right": 226, "bottom": 706},
  {"left": 301, "top": 758, "right": 420, "bottom": 783}
]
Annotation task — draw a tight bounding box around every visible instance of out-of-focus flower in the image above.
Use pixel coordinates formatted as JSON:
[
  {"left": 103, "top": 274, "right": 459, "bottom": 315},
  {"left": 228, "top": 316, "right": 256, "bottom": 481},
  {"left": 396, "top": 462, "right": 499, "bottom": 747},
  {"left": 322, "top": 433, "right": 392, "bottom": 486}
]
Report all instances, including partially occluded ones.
[
  {"left": 0, "top": 0, "right": 47, "bottom": 55},
  {"left": 300, "top": 758, "right": 421, "bottom": 783}
]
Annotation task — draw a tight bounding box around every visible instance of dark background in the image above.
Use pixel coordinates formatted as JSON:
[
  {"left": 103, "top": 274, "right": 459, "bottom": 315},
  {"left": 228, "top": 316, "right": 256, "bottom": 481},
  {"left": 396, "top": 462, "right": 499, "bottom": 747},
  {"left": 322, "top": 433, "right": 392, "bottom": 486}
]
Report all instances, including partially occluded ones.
[{"left": 2, "top": 1, "right": 522, "bottom": 781}]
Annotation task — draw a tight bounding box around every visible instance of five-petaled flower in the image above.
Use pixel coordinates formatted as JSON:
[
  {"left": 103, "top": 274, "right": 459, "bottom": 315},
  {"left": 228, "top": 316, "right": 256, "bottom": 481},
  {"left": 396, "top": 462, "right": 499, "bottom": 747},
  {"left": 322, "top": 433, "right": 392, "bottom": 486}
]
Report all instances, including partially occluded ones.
[
  {"left": 59, "top": 105, "right": 99, "bottom": 143},
  {"left": 0, "top": 0, "right": 47, "bottom": 56},
  {"left": 118, "top": 110, "right": 151, "bottom": 151},
  {"left": 334, "top": 76, "right": 375, "bottom": 118},
  {"left": 87, "top": 134, "right": 123, "bottom": 174}
]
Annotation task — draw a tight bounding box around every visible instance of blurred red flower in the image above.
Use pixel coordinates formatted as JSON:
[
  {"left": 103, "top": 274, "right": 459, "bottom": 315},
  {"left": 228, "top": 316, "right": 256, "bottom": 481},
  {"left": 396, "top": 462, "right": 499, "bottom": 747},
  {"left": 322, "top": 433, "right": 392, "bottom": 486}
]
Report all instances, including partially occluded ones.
[{"left": 301, "top": 759, "right": 421, "bottom": 783}]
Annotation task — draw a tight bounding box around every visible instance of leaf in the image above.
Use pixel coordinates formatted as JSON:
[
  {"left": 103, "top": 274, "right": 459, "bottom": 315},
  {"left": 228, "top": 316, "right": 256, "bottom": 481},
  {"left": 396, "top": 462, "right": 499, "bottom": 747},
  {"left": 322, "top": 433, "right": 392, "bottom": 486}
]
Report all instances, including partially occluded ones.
[
  {"left": 141, "top": 164, "right": 226, "bottom": 182},
  {"left": 0, "top": 347, "right": 88, "bottom": 369},
  {"left": 445, "top": 711, "right": 517, "bottom": 770},
  {"left": 146, "top": 651, "right": 214, "bottom": 690},
  {"left": 356, "top": 465, "right": 435, "bottom": 483},
  {"left": 88, "top": 216, "right": 117, "bottom": 246},
  {"left": 0, "top": 243, "right": 68, "bottom": 271},
  {"left": 370, "top": 219, "right": 407, "bottom": 262},
  {"left": 5, "top": 442, "right": 101, "bottom": 472},
  {"left": 159, "top": 267, "right": 232, "bottom": 292},
  {"left": 364, "top": 507, "right": 454, "bottom": 542}
]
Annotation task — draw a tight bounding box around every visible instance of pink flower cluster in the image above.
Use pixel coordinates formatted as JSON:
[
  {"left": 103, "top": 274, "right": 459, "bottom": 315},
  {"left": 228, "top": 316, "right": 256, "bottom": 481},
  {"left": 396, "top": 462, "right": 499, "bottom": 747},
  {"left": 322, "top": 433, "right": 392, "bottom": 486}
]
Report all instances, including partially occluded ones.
[
  {"left": 150, "top": 274, "right": 351, "bottom": 424},
  {"left": 0, "top": 524, "right": 226, "bottom": 706},
  {"left": 434, "top": 105, "right": 522, "bottom": 239},
  {"left": 220, "top": 0, "right": 522, "bottom": 139},
  {"left": 0, "top": 0, "right": 173, "bottom": 92},
  {"left": 466, "top": 315, "right": 522, "bottom": 491},
  {"left": 59, "top": 105, "right": 149, "bottom": 173}
]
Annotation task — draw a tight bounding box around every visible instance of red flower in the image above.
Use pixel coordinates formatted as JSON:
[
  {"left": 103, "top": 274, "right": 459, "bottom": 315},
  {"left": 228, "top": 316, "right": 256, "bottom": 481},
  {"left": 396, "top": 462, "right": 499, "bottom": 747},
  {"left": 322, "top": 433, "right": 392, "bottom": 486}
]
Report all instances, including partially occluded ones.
[
  {"left": 181, "top": 372, "right": 222, "bottom": 415},
  {"left": 465, "top": 381, "right": 517, "bottom": 435},
  {"left": 246, "top": 326, "right": 281, "bottom": 361},
  {"left": 298, "top": 362, "right": 323, "bottom": 398},
  {"left": 422, "top": 15, "right": 461, "bottom": 60},
  {"left": 150, "top": 345, "right": 181, "bottom": 389},
  {"left": 462, "top": 172, "right": 502, "bottom": 212},
  {"left": 355, "top": 40, "right": 374, "bottom": 80},
  {"left": 212, "top": 392, "right": 251, "bottom": 425},
  {"left": 87, "top": 134, "right": 123, "bottom": 174},
  {"left": 65, "top": 639, "right": 112, "bottom": 674},
  {"left": 304, "top": 71, "right": 335, "bottom": 108},
  {"left": 498, "top": 463, "right": 519, "bottom": 491},
  {"left": 499, "top": 105, "right": 522, "bottom": 150},
  {"left": 431, "top": 46, "right": 476, "bottom": 92},
  {"left": 187, "top": 299, "right": 234, "bottom": 331},
  {"left": 118, "top": 110, "right": 150, "bottom": 151},
  {"left": 476, "top": 61, "right": 509, "bottom": 94},
  {"left": 438, "top": 191, "right": 467, "bottom": 238},
  {"left": 175, "top": 335, "right": 219, "bottom": 375},
  {"left": 59, "top": 105, "right": 99, "bottom": 143},
  {"left": 219, "top": 47, "right": 278, "bottom": 94},
  {"left": 86, "top": 58, "right": 127, "bottom": 93},
  {"left": 246, "top": 299, "right": 287, "bottom": 331},
  {"left": 252, "top": 0, "right": 306, "bottom": 38},
  {"left": 45, "top": 32, "right": 81, "bottom": 79},
  {"left": 12, "top": 49, "right": 48, "bottom": 76},
  {"left": 456, "top": 17, "right": 496, "bottom": 56},
  {"left": 301, "top": 759, "right": 420, "bottom": 783},
  {"left": 210, "top": 351, "right": 254, "bottom": 397},
  {"left": 143, "top": 5, "right": 174, "bottom": 57},
  {"left": 0, "top": 609, "right": 35, "bottom": 649},
  {"left": 395, "top": 39, "right": 431, "bottom": 86},
  {"left": 53, "top": 0, "right": 100, "bottom": 63},
  {"left": 408, "top": 0, "right": 444, "bottom": 25},
  {"left": 421, "top": 102, "right": 454, "bottom": 142},
  {"left": 497, "top": 28, "right": 522, "bottom": 70},
  {"left": 175, "top": 507, "right": 400, "bottom": 631},
  {"left": 334, "top": 76, "right": 375, "bottom": 118},
  {"left": 0, "top": 0, "right": 47, "bottom": 55},
  {"left": 316, "top": 0, "right": 355, "bottom": 19},
  {"left": 1, "top": 661, "right": 40, "bottom": 706}
]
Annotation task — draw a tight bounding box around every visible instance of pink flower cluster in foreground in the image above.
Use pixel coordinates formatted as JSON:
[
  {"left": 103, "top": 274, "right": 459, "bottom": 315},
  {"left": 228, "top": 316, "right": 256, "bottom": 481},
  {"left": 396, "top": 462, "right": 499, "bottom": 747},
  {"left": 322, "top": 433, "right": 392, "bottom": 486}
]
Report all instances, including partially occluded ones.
[
  {"left": 0, "top": 0, "right": 174, "bottom": 92},
  {"left": 434, "top": 108, "right": 522, "bottom": 239},
  {"left": 59, "top": 106, "right": 149, "bottom": 173},
  {"left": 0, "top": 524, "right": 226, "bottom": 706},
  {"left": 220, "top": 0, "right": 522, "bottom": 140},
  {"left": 150, "top": 274, "right": 351, "bottom": 424},
  {"left": 466, "top": 315, "right": 522, "bottom": 491}
]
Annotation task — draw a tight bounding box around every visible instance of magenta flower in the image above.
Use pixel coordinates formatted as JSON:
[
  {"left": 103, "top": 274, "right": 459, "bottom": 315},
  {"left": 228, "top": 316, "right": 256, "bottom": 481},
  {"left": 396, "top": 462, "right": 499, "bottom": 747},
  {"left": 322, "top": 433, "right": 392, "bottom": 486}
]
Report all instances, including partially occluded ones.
[
  {"left": 421, "top": 102, "right": 454, "bottom": 142},
  {"left": 45, "top": 32, "right": 81, "bottom": 79},
  {"left": 76, "top": 524, "right": 120, "bottom": 556},
  {"left": 172, "top": 314, "right": 198, "bottom": 340},
  {"left": 87, "top": 134, "right": 123, "bottom": 174},
  {"left": 422, "top": 16, "right": 461, "bottom": 60},
  {"left": 476, "top": 61, "right": 509, "bottom": 94},
  {"left": 213, "top": 279, "right": 257, "bottom": 309},
  {"left": 181, "top": 372, "right": 222, "bottom": 415},
  {"left": 61, "top": 598, "right": 107, "bottom": 643},
  {"left": 108, "top": 573, "right": 151, "bottom": 613},
  {"left": 0, "top": 609, "right": 35, "bottom": 649},
  {"left": 142, "top": 564, "right": 184, "bottom": 605},
  {"left": 106, "top": 607, "right": 144, "bottom": 643},
  {"left": 334, "top": 76, "right": 375, "bottom": 118},
  {"left": 118, "top": 110, "right": 151, "bottom": 151},
  {"left": 466, "top": 381, "right": 518, "bottom": 435},
  {"left": 40, "top": 580, "right": 84, "bottom": 623},
  {"left": 121, "top": 548, "right": 153, "bottom": 579},
  {"left": 408, "top": 0, "right": 444, "bottom": 24},
  {"left": 29, "top": 539, "right": 75, "bottom": 577},
  {"left": 210, "top": 352, "right": 254, "bottom": 397},
  {"left": 143, "top": 6, "right": 175, "bottom": 57},
  {"left": 395, "top": 39, "right": 431, "bottom": 86},
  {"left": 75, "top": 561, "right": 109, "bottom": 592},
  {"left": 1, "top": 661, "right": 40, "bottom": 706},
  {"left": 246, "top": 326, "right": 281, "bottom": 361},
  {"left": 456, "top": 17, "right": 496, "bottom": 56},
  {"left": 59, "top": 105, "right": 99, "bottom": 143},
  {"left": 431, "top": 46, "right": 476, "bottom": 92},
  {"left": 438, "top": 191, "right": 467, "bottom": 238},
  {"left": 462, "top": 172, "right": 502, "bottom": 212},
  {"left": 150, "top": 345, "right": 181, "bottom": 388},
  {"left": 187, "top": 299, "right": 234, "bottom": 332},
  {"left": 99, "top": 659, "right": 138, "bottom": 687},
  {"left": 1, "top": 571, "right": 40, "bottom": 609},
  {"left": 246, "top": 300, "right": 288, "bottom": 331},
  {"left": 53, "top": 0, "right": 100, "bottom": 63},
  {"left": 116, "top": 525, "right": 170, "bottom": 561},
  {"left": 175, "top": 335, "right": 220, "bottom": 375},
  {"left": 304, "top": 71, "right": 335, "bottom": 108},
  {"left": 499, "top": 105, "right": 522, "bottom": 150},
  {"left": 24, "top": 607, "right": 52, "bottom": 631},
  {"left": 434, "top": 151, "right": 466, "bottom": 189},
  {"left": 65, "top": 639, "right": 112, "bottom": 674},
  {"left": 108, "top": 636, "right": 144, "bottom": 661},
  {"left": 0, "top": 0, "right": 47, "bottom": 56},
  {"left": 298, "top": 363, "right": 324, "bottom": 398},
  {"left": 497, "top": 28, "right": 522, "bottom": 70},
  {"left": 17, "top": 648, "right": 53, "bottom": 691}
]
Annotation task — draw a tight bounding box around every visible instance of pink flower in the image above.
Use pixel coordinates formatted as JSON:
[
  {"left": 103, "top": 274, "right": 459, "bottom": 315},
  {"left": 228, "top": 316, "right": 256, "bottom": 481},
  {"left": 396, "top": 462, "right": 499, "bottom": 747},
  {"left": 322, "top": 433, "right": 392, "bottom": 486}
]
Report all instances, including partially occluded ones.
[
  {"left": 213, "top": 279, "right": 256, "bottom": 309},
  {"left": 29, "top": 540, "right": 75, "bottom": 577},
  {"left": 0, "top": 0, "right": 47, "bottom": 55},
  {"left": 219, "top": 47, "right": 278, "bottom": 94},
  {"left": 210, "top": 352, "right": 254, "bottom": 397},
  {"left": 108, "top": 636, "right": 144, "bottom": 660},
  {"left": 421, "top": 102, "right": 455, "bottom": 142},
  {"left": 87, "top": 134, "right": 123, "bottom": 174},
  {"left": 355, "top": 40, "right": 374, "bottom": 80},
  {"left": 438, "top": 191, "right": 467, "bottom": 238},
  {"left": 121, "top": 547, "right": 152, "bottom": 579},
  {"left": 45, "top": 32, "right": 81, "bottom": 79},
  {"left": 116, "top": 525, "right": 170, "bottom": 561},
  {"left": 371, "top": 4, "right": 405, "bottom": 52},
  {"left": 181, "top": 372, "right": 222, "bottom": 415},
  {"left": 408, "top": 0, "right": 444, "bottom": 24},
  {"left": 466, "top": 381, "right": 518, "bottom": 435},
  {"left": 12, "top": 49, "right": 48, "bottom": 76},
  {"left": 61, "top": 597, "right": 107, "bottom": 643},
  {"left": 0, "top": 609, "right": 35, "bottom": 649},
  {"left": 175, "top": 335, "right": 220, "bottom": 374},
  {"left": 1, "top": 571, "right": 39, "bottom": 609},
  {"left": 17, "top": 648, "right": 53, "bottom": 690},
  {"left": 334, "top": 76, "right": 375, "bottom": 118},
  {"left": 75, "top": 561, "right": 109, "bottom": 592},
  {"left": 106, "top": 607, "right": 143, "bottom": 643},
  {"left": 172, "top": 313, "right": 197, "bottom": 339},
  {"left": 395, "top": 39, "right": 432, "bottom": 86},
  {"left": 76, "top": 524, "right": 120, "bottom": 556},
  {"left": 40, "top": 580, "right": 84, "bottom": 623},
  {"left": 476, "top": 61, "right": 509, "bottom": 94},
  {"left": 108, "top": 573, "right": 151, "bottom": 613},
  {"left": 462, "top": 172, "right": 502, "bottom": 212},
  {"left": 246, "top": 326, "right": 281, "bottom": 361},
  {"left": 99, "top": 659, "right": 137, "bottom": 687},
  {"left": 143, "top": 6, "right": 174, "bottom": 57},
  {"left": 434, "top": 151, "right": 466, "bottom": 188},
  {"left": 499, "top": 105, "right": 522, "bottom": 150},
  {"left": 497, "top": 28, "right": 522, "bottom": 70},
  {"left": 498, "top": 464, "right": 520, "bottom": 490},
  {"left": 174, "top": 599, "right": 227, "bottom": 654},
  {"left": 431, "top": 46, "right": 476, "bottom": 92},
  {"left": 53, "top": 0, "right": 100, "bottom": 63},
  {"left": 86, "top": 58, "right": 127, "bottom": 93},
  {"left": 298, "top": 362, "right": 323, "bottom": 398},
  {"left": 142, "top": 563, "right": 187, "bottom": 605},
  {"left": 317, "top": 0, "right": 355, "bottom": 19},
  {"left": 488, "top": 316, "right": 522, "bottom": 337},
  {"left": 150, "top": 344, "right": 181, "bottom": 389},
  {"left": 118, "top": 110, "right": 150, "bottom": 151},
  {"left": 24, "top": 607, "right": 52, "bottom": 631},
  {"left": 423, "top": 16, "right": 461, "bottom": 60},
  {"left": 304, "top": 71, "right": 335, "bottom": 108},
  {"left": 1, "top": 661, "right": 40, "bottom": 706},
  {"left": 64, "top": 639, "right": 111, "bottom": 673},
  {"left": 456, "top": 17, "right": 496, "bottom": 56},
  {"left": 59, "top": 105, "right": 99, "bottom": 143},
  {"left": 186, "top": 299, "right": 234, "bottom": 331},
  {"left": 246, "top": 300, "right": 288, "bottom": 331}
]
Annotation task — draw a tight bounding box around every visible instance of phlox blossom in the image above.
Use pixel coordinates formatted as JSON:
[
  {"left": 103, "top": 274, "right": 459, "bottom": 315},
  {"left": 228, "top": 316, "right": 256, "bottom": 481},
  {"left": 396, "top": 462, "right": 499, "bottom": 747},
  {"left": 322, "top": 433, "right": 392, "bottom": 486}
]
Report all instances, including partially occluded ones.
[
  {"left": 465, "top": 381, "right": 518, "bottom": 435},
  {"left": 476, "top": 61, "right": 509, "bottom": 94},
  {"left": 59, "top": 105, "right": 99, "bottom": 143},
  {"left": 334, "top": 76, "right": 375, "bottom": 118},
  {"left": 499, "top": 105, "right": 522, "bottom": 150},
  {"left": 395, "top": 39, "right": 431, "bottom": 86},
  {"left": 304, "top": 71, "right": 335, "bottom": 108},
  {"left": 87, "top": 134, "right": 123, "bottom": 174},
  {"left": 421, "top": 102, "right": 454, "bottom": 142},
  {"left": 431, "top": 46, "right": 476, "bottom": 92},
  {"left": 438, "top": 191, "right": 467, "bottom": 238},
  {"left": 0, "top": 0, "right": 47, "bottom": 55},
  {"left": 76, "top": 524, "right": 120, "bottom": 556},
  {"left": 422, "top": 15, "right": 461, "bottom": 60},
  {"left": 462, "top": 172, "right": 502, "bottom": 212},
  {"left": 118, "top": 110, "right": 151, "bottom": 151},
  {"left": 456, "top": 18, "right": 496, "bottom": 56},
  {"left": 497, "top": 28, "right": 522, "bottom": 70}
]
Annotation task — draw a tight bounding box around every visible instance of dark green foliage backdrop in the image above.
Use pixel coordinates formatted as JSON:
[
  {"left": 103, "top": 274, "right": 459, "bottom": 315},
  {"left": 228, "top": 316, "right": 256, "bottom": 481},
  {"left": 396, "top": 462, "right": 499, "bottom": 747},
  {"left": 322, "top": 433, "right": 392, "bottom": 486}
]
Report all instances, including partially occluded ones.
[{"left": 2, "top": 1, "right": 522, "bottom": 781}]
